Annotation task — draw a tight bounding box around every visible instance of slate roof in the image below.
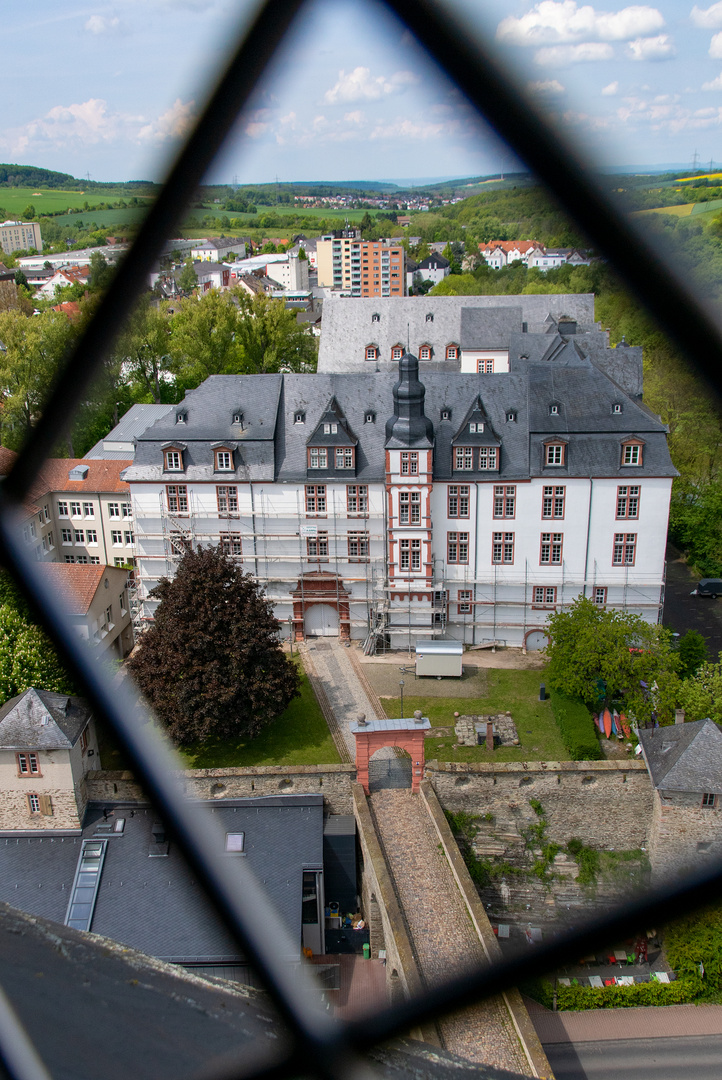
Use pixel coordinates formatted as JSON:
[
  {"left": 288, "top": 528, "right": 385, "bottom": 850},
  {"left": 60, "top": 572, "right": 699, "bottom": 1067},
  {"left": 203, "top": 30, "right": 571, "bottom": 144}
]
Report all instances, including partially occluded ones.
[
  {"left": 639, "top": 720, "right": 722, "bottom": 792},
  {"left": 41, "top": 562, "right": 108, "bottom": 614},
  {"left": 318, "top": 293, "right": 598, "bottom": 372},
  {"left": 0, "top": 795, "right": 324, "bottom": 965},
  {"left": 460, "top": 306, "right": 523, "bottom": 350},
  {"left": 0, "top": 688, "right": 91, "bottom": 749},
  {"left": 123, "top": 347, "right": 676, "bottom": 485},
  {"left": 84, "top": 403, "right": 174, "bottom": 459}
]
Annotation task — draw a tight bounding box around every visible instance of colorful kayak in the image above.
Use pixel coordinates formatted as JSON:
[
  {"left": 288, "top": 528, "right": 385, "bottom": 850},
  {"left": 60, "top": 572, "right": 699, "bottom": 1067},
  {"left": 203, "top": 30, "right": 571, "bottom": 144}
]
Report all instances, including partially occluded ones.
[
  {"left": 612, "top": 710, "right": 620, "bottom": 736},
  {"left": 603, "top": 708, "right": 613, "bottom": 738},
  {"left": 620, "top": 713, "right": 631, "bottom": 738}
]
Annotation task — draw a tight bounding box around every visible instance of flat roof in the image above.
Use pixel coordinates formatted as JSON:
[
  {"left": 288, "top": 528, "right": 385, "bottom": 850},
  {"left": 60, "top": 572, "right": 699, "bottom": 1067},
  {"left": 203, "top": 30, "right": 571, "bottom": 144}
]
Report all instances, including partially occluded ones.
[{"left": 415, "top": 641, "right": 464, "bottom": 655}]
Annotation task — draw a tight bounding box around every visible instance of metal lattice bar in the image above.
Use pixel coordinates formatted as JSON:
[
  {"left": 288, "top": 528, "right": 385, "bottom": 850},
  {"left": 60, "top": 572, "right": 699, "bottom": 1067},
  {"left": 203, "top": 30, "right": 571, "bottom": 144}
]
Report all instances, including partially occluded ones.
[{"left": 0, "top": 1, "right": 721, "bottom": 1078}]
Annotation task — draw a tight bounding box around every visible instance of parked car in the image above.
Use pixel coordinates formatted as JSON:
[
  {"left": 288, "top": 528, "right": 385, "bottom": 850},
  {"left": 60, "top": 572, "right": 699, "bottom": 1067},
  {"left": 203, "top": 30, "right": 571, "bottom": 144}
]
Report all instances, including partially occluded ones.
[{"left": 691, "top": 579, "right": 722, "bottom": 597}]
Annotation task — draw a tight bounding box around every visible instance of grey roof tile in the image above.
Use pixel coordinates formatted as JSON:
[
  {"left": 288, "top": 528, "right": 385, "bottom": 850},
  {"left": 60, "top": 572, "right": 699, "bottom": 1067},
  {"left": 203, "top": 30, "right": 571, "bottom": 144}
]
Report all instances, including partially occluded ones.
[
  {"left": 0, "top": 690, "right": 91, "bottom": 749},
  {"left": 639, "top": 720, "right": 722, "bottom": 792}
]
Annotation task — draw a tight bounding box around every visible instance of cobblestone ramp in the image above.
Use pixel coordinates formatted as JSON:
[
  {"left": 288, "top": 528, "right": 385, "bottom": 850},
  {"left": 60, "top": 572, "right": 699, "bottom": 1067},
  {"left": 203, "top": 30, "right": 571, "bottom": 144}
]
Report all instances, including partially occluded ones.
[{"left": 370, "top": 788, "right": 529, "bottom": 1075}]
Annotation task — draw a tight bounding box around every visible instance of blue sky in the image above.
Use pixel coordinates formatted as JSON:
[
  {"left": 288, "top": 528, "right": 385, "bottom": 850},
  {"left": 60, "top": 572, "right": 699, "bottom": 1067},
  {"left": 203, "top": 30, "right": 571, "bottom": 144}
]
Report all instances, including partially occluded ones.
[{"left": 4, "top": 1, "right": 722, "bottom": 183}]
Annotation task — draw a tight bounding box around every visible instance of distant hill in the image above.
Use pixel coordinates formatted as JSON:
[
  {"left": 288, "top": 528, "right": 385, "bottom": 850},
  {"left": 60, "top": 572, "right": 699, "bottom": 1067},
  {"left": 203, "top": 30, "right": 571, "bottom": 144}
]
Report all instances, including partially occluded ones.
[{"left": 0, "top": 164, "right": 97, "bottom": 190}]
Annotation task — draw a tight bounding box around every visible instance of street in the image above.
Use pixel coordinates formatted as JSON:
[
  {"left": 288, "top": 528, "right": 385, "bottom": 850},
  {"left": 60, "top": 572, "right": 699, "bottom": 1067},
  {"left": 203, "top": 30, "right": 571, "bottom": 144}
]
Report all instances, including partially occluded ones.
[
  {"left": 545, "top": 1035, "right": 722, "bottom": 1079},
  {"left": 663, "top": 543, "right": 722, "bottom": 657}
]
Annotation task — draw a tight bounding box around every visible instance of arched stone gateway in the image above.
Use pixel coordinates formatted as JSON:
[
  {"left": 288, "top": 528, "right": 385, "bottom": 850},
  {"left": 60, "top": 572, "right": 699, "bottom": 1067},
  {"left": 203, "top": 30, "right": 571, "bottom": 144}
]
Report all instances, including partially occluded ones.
[
  {"left": 291, "top": 572, "right": 350, "bottom": 641},
  {"left": 351, "top": 713, "right": 430, "bottom": 794}
]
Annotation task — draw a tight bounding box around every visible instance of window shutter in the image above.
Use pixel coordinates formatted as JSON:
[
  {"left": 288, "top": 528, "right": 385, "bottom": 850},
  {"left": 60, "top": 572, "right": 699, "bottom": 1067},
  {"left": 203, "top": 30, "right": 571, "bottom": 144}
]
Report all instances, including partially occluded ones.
[{"left": 39, "top": 795, "right": 53, "bottom": 816}]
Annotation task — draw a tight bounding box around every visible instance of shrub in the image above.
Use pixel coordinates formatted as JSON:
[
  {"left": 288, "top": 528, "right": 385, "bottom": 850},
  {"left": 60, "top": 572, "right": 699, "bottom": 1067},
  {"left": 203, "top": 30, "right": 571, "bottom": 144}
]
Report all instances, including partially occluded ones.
[
  {"left": 523, "top": 977, "right": 701, "bottom": 1010},
  {"left": 549, "top": 689, "right": 601, "bottom": 760}
]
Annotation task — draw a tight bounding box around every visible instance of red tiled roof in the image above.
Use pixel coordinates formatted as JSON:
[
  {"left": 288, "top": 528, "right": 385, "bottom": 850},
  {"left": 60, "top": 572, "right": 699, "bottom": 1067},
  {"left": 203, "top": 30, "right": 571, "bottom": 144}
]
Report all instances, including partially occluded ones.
[
  {"left": 37, "top": 458, "right": 132, "bottom": 494},
  {"left": 0, "top": 447, "right": 18, "bottom": 477},
  {"left": 478, "top": 240, "right": 541, "bottom": 253},
  {"left": 41, "top": 563, "right": 108, "bottom": 615},
  {"left": 52, "top": 301, "right": 82, "bottom": 320}
]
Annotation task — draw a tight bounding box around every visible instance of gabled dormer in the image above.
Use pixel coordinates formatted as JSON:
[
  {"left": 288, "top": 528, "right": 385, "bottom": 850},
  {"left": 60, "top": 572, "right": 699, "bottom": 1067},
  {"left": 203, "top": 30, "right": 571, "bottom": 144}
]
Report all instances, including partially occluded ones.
[
  {"left": 306, "top": 398, "right": 358, "bottom": 476},
  {"left": 450, "top": 397, "right": 500, "bottom": 473},
  {"left": 161, "top": 441, "right": 186, "bottom": 473},
  {"left": 210, "top": 442, "right": 238, "bottom": 472}
]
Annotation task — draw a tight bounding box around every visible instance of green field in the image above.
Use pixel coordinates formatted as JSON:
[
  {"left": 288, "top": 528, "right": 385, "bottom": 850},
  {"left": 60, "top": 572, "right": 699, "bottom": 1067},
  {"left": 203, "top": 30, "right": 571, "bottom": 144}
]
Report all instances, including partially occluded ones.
[
  {"left": 0, "top": 187, "right": 153, "bottom": 218},
  {"left": 51, "top": 206, "right": 150, "bottom": 227}
]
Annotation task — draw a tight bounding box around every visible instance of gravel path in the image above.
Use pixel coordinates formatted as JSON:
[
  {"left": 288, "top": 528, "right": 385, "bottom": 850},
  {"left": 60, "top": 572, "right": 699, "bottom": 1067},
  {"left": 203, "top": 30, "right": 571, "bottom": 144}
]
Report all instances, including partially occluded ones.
[
  {"left": 300, "top": 640, "right": 390, "bottom": 757},
  {"left": 370, "top": 788, "right": 528, "bottom": 1075}
]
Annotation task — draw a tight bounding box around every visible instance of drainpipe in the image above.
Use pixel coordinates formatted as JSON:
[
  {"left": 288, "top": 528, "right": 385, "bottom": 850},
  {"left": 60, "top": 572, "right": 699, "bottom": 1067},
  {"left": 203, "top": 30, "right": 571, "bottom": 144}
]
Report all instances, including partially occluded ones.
[
  {"left": 473, "top": 481, "right": 479, "bottom": 646},
  {"left": 583, "top": 478, "right": 593, "bottom": 599}
]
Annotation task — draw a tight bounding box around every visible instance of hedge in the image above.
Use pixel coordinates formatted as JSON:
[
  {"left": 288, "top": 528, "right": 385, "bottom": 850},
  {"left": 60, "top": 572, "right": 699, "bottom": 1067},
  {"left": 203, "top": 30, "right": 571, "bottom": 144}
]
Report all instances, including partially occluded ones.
[
  {"left": 549, "top": 690, "right": 601, "bottom": 760},
  {"left": 523, "top": 976, "right": 701, "bottom": 1011}
]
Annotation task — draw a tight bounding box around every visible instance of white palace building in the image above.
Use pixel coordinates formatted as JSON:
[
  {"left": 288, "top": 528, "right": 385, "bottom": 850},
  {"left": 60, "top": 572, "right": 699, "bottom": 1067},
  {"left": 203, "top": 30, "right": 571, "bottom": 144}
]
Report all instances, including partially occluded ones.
[{"left": 121, "top": 296, "right": 675, "bottom": 651}]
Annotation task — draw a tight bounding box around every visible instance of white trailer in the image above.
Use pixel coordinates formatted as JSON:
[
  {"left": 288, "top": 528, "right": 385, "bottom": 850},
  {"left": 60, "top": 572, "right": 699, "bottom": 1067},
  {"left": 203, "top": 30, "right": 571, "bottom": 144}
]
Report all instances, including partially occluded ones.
[{"left": 415, "top": 640, "right": 463, "bottom": 678}]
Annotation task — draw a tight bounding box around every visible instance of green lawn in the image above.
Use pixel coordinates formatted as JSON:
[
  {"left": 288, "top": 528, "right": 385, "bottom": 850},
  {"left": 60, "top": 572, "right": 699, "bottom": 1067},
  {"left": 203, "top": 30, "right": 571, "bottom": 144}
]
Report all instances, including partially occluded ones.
[
  {"left": 384, "top": 669, "right": 569, "bottom": 763},
  {"left": 0, "top": 187, "right": 153, "bottom": 218},
  {"left": 181, "top": 663, "right": 341, "bottom": 768}
]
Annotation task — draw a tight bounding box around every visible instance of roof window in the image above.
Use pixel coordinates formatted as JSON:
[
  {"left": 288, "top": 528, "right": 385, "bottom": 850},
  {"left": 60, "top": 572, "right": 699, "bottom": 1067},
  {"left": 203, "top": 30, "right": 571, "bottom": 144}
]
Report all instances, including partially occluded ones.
[
  {"left": 469, "top": 421, "right": 484, "bottom": 433},
  {"left": 612, "top": 403, "right": 623, "bottom": 414},
  {"left": 365, "top": 412, "right": 375, "bottom": 423},
  {"left": 441, "top": 408, "right": 451, "bottom": 421},
  {"left": 426, "top": 312, "right": 434, "bottom": 322},
  {"left": 232, "top": 411, "right": 243, "bottom": 425},
  {"left": 371, "top": 312, "right": 380, "bottom": 322},
  {"left": 176, "top": 410, "right": 187, "bottom": 424},
  {"left": 68, "top": 464, "right": 89, "bottom": 481},
  {"left": 506, "top": 410, "right": 517, "bottom": 423},
  {"left": 323, "top": 423, "right": 338, "bottom": 434},
  {"left": 549, "top": 404, "right": 559, "bottom": 415},
  {"left": 294, "top": 411, "right": 305, "bottom": 424}
]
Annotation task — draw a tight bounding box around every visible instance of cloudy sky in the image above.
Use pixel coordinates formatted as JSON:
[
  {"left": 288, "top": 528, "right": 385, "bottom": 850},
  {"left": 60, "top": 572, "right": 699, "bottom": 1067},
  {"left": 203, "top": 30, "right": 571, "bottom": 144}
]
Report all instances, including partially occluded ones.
[{"left": 4, "top": 0, "right": 722, "bottom": 183}]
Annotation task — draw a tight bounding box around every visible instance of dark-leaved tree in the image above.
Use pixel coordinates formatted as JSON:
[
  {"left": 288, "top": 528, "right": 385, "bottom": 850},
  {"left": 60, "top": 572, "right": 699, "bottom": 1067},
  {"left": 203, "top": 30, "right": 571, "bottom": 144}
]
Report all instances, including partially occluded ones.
[{"left": 127, "top": 544, "right": 300, "bottom": 744}]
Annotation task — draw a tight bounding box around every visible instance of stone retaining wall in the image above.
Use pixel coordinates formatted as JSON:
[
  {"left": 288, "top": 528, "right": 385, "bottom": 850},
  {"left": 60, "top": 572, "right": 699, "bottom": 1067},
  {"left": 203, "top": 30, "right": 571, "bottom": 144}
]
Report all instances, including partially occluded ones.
[
  {"left": 426, "top": 759, "right": 652, "bottom": 850},
  {"left": 86, "top": 764, "right": 357, "bottom": 815}
]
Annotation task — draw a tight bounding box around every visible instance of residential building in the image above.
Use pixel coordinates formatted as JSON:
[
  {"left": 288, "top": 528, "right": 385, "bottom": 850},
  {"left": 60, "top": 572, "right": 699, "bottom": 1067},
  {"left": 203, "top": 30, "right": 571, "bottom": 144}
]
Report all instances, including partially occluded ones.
[
  {"left": 316, "top": 235, "right": 405, "bottom": 296},
  {"left": 478, "top": 241, "right": 539, "bottom": 268},
  {"left": 34, "top": 265, "right": 88, "bottom": 300},
  {"left": 413, "top": 254, "right": 450, "bottom": 287},
  {"left": 0, "top": 689, "right": 98, "bottom": 831},
  {"left": 42, "top": 563, "right": 134, "bottom": 658},
  {"left": 84, "top": 404, "right": 174, "bottom": 460},
  {"left": 0, "top": 220, "right": 42, "bottom": 255},
  {"left": 191, "top": 237, "right": 247, "bottom": 261},
  {"left": 17, "top": 246, "right": 128, "bottom": 272},
  {"left": 264, "top": 253, "right": 309, "bottom": 292},
  {"left": 121, "top": 336, "right": 673, "bottom": 651}
]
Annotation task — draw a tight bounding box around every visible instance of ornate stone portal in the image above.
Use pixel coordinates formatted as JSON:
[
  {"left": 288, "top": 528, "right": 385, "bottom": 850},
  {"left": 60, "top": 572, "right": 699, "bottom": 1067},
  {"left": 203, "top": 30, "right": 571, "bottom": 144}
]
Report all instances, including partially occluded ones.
[{"left": 351, "top": 712, "right": 430, "bottom": 793}]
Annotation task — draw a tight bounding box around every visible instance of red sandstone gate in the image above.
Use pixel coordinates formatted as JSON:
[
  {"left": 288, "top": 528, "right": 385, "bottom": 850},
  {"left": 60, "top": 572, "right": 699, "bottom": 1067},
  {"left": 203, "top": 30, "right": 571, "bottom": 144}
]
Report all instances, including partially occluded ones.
[
  {"left": 351, "top": 714, "right": 430, "bottom": 793},
  {"left": 291, "top": 572, "right": 350, "bottom": 641}
]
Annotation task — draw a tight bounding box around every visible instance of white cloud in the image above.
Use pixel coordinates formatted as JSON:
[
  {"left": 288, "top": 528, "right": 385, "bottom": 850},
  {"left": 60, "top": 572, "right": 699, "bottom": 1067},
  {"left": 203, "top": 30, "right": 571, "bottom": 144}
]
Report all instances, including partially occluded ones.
[
  {"left": 497, "top": 2, "right": 665, "bottom": 46},
  {"left": 369, "top": 118, "right": 445, "bottom": 141},
  {"left": 703, "top": 71, "right": 722, "bottom": 87},
  {"left": 710, "top": 30, "right": 722, "bottom": 54},
  {"left": 691, "top": 2, "right": 722, "bottom": 29},
  {"left": 528, "top": 79, "right": 566, "bottom": 93},
  {"left": 84, "top": 15, "right": 122, "bottom": 35},
  {"left": 137, "top": 98, "right": 194, "bottom": 144},
  {"left": 602, "top": 80, "right": 620, "bottom": 93},
  {"left": 626, "top": 33, "right": 676, "bottom": 59},
  {"left": 343, "top": 110, "right": 366, "bottom": 124},
  {"left": 323, "top": 67, "right": 417, "bottom": 105},
  {"left": 534, "top": 42, "right": 614, "bottom": 64}
]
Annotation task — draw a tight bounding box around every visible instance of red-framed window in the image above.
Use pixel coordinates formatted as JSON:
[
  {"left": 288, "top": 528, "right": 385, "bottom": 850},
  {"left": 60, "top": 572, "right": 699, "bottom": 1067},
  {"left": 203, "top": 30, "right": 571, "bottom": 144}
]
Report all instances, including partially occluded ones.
[
  {"left": 540, "top": 532, "right": 563, "bottom": 564},
  {"left": 335, "top": 447, "right": 355, "bottom": 469},
  {"left": 533, "top": 586, "right": 557, "bottom": 607},
  {"left": 622, "top": 440, "right": 643, "bottom": 466},
  {"left": 448, "top": 485, "right": 470, "bottom": 518},
  {"left": 447, "top": 532, "right": 469, "bottom": 563},
  {"left": 17, "top": 752, "right": 40, "bottom": 776},
  {"left": 365, "top": 345, "right": 378, "bottom": 361},
  {"left": 616, "top": 485, "right": 640, "bottom": 518},
  {"left": 542, "top": 485, "right": 565, "bottom": 518},
  {"left": 400, "top": 452, "right": 418, "bottom": 475},
  {"left": 446, "top": 344, "right": 459, "bottom": 360},
  {"left": 307, "top": 531, "right": 329, "bottom": 560},
  {"left": 166, "top": 485, "right": 188, "bottom": 514},
  {"left": 454, "top": 447, "right": 473, "bottom": 470},
  {"left": 613, "top": 532, "right": 637, "bottom": 565},
  {"left": 305, "top": 485, "right": 326, "bottom": 515},
  {"left": 457, "top": 589, "right": 472, "bottom": 614},
  {"left": 348, "top": 531, "right": 369, "bottom": 561},
  {"left": 217, "top": 485, "right": 238, "bottom": 515},
  {"left": 347, "top": 485, "right": 368, "bottom": 514},
  {"left": 479, "top": 447, "right": 498, "bottom": 470},
  {"left": 400, "top": 538, "right": 421, "bottom": 571},
  {"left": 492, "top": 532, "right": 514, "bottom": 564},
  {"left": 215, "top": 449, "right": 233, "bottom": 471},
  {"left": 545, "top": 442, "right": 566, "bottom": 466},
  {"left": 308, "top": 447, "right": 328, "bottom": 469},
  {"left": 593, "top": 586, "right": 608, "bottom": 606},
  {"left": 477, "top": 358, "right": 494, "bottom": 373},
  {"left": 220, "top": 533, "right": 242, "bottom": 558},
  {"left": 419, "top": 343, "right": 432, "bottom": 359},
  {"left": 399, "top": 491, "right": 421, "bottom": 524},
  {"left": 391, "top": 344, "right": 403, "bottom": 360},
  {"left": 164, "top": 449, "right": 183, "bottom": 471},
  {"left": 493, "top": 485, "right": 516, "bottom": 518}
]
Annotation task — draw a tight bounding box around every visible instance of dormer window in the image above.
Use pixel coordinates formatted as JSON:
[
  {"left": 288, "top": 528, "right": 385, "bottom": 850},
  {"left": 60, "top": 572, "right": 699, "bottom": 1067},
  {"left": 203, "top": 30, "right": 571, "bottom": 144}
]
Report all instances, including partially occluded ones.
[
  {"left": 232, "top": 412, "right": 243, "bottom": 425},
  {"left": 294, "top": 411, "right": 305, "bottom": 424},
  {"left": 165, "top": 449, "right": 182, "bottom": 471},
  {"left": 323, "top": 423, "right": 338, "bottom": 434},
  {"left": 441, "top": 409, "right": 451, "bottom": 421},
  {"left": 506, "top": 410, "right": 517, "bottom": 422},
  {"left": 371, "top": 312, "right": 380, "bottom": 323},
  {"left": 622, "top": 439, "right": 644, "bottom": 466},
  {"left": 469, "top": 421, "right": 484, "bottom": 433},
  {"left": 308, "top": 447, "right": 328, "bottom": 468},
  {"left": 391, "top": 344, "right": 403, "bottom": 360},
  {"left": 612, "top": 403, "right": 623, "bottom": 414},
  {"left": 549, "top": 404, "right": 560, "bottom": 416},
  {"left": 545, "top": 441, "right": 566, "bottom": 466},
  {"left": 335, "top": 448, "right": 355, "bottom": 469},
  {"left": 425, "top": 313, "right": 434, "bottom": 322},
  {"left": 365, "top": 412, "right": 375, "bottom": 423},
  {"left": 215, "top": 449, "right": 233, "bottom": 471},
  {"left": 446, "top": 344, "right": 459, "bottom": 360},
  {"left": 419, "top": 343, "right": 432, "bottom": 360},
  {"left": 365, "top": 345, "right": 378, "bottom": 361},
  {"left": 175, "top": 411, "right": 187, "bottom": 424}
]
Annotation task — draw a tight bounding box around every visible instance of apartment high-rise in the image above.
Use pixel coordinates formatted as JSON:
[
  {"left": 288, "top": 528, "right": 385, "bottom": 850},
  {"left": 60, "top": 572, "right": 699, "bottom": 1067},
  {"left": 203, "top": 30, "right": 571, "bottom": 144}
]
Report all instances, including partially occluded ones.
[{"left": 317, "top": 233, "right": 406, "bottom": 296}]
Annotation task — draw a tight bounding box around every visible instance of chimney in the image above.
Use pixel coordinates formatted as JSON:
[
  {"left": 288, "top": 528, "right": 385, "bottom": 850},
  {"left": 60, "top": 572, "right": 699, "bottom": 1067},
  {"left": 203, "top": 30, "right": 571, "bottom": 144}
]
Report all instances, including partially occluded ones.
[
  {"left": 486, "top": 720, "right": 494, "bottom": 751},
  {"left": 675, "top": 709, "right": 685, "bottom": 725}
]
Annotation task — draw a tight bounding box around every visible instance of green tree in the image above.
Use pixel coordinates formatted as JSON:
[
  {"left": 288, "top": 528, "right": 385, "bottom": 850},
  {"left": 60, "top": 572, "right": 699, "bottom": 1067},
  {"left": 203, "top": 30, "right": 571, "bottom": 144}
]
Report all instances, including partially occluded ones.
[
  {"left": 115, "top": 296, "right": 173, "bottom": 403},
  {"left": 678, "top": 655, "right": 722, "bottom": 722},
  {"left": 169, "top": 290, "right": 243, "bottom": 388},
  {"left": 127, "top": 544, "right": 300, "bottom": 744},
  {"left": 21, "top": 205, "right": 36, "bottom": 221},
  {"left": 544, "top": 595, "right": 680, "bottom": 724},
  {"left": 232, "top": 291, "right": 318, "bottom": 374},
  {"left": 88, "top": 251, "right": 114, "bottom": 292},
  {"left": 176, "top": 258, "right": 198, "bottom": 294},
  {"left": 677, "top": 630, "right": 709, "bottom": 679},
  {"left": 0, "top": 309, "right": 76, "bottom": 449}
]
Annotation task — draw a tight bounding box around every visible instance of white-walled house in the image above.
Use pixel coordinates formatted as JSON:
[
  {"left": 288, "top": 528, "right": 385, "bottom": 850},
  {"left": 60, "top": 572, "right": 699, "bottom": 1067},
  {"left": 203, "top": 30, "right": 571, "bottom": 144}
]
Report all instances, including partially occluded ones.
[{"left": 121, "top": 329, "right": 674, "bottom": 650}]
